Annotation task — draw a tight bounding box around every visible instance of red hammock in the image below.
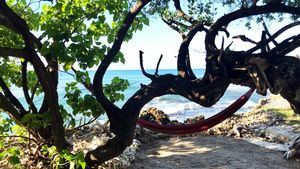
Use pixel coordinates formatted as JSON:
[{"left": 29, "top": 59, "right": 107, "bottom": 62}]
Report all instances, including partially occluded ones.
[{"left": 137, "top": 88, "right": 255, "bottom": 135}]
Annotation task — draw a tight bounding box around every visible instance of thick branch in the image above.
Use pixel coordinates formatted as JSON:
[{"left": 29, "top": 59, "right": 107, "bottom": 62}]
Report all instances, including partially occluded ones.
[
  {"left": 260, "top": 31, "right": 267, "bottom": 53},
  {"left": 177, "top": 23, "right": 206, "bottom": 79},
  {"left": 172, "top": 0, "right": 197, "bottom": 24},
  {"left": 0, "top": 92, "right": 41, "bottom": 140},
  {"left": 86, "top": 0, "right": 154, "bottom": 166},
  {"left": 262, "top": 21, "right": 278, "bottom": 46},
  {"left": 243, "top": 21, "right": 300, "bottom": 57},
  {"left": 205, "top": 4, "right": 300, "bottom": 57},
  {"left": 0, "top": 47, "right": 28, "bottom": 58},
  {"left": 0, "top": 1, "right": 67, "bottom": 150},
  {"left": 0, "top": 76, "right": 27, "bottom": 116},
  {"left": 21, "top": 61, "right": 37, "bottom": 113},
  {"left": 122, "top": 74, "right": 230, "bottom": 127},
  {"left": 0, "top": 92, "right": 22, "bottom": 121},
  {"left": 270, "top": 34, "right": 300, "bottom": 56},
  {"left": 92, "top": 0, "right": 151, "bottom": 133},
  {"left": 0, "top": 16, "right": 42, "bottom": 49},
  {"left": 0, "top": 17, "right": 18, "bottom": 32}
]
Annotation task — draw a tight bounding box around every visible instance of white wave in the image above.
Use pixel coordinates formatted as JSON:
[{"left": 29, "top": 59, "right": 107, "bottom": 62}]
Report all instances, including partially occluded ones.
[
  {"left": 227, "top": 84, "right": 248, "bottom": 92},
  {"left": 142, "top": 91, "right": 261, "bottom": 122}
]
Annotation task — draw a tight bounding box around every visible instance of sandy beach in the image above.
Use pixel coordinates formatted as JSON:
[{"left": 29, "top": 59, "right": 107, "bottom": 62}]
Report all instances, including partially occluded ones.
[
  {"left": 128, "top": 95, "right": 300, "bottom": 169},
  {"left": 129, "top": 135, "right": 299, "bottom": 169}
]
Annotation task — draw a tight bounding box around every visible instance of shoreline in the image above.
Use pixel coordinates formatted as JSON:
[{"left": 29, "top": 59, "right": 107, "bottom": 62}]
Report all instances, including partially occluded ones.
[
  {"left": 1, "top": 94, "right": 299, "bottom": 168},
  {"left": 128, "top": 94, "right": 300, "bottom": 169}
]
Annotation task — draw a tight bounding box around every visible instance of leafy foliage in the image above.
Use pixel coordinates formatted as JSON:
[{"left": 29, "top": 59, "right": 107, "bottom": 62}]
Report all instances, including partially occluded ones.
[
  {"left": 1, "top": 0, "right": 300, "bottom": 168},
  {"left": 0, "top": 0, "right": 142, "bottom": 167},
  {"left": 0, "top": 146, "right": 22, "bottom": 166},
  {"left": 41, "top": 145, "right": 86, "bottom": 169}
]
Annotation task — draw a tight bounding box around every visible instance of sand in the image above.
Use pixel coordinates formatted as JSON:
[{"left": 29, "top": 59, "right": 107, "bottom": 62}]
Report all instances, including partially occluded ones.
[
  {"left": 129, "top": 135, "right": 300, "bottom": 169},
  {"left": 129, "top": 95, "right": 300, "bottom": 169}
]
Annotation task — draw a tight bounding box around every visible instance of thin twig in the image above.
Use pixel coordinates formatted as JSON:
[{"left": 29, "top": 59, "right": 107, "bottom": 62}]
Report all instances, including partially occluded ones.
[
  {"left": 262, "top": 20, "right": 278, "bottom": 46},
  {"left": 172, "top": 0, "right": 197, "bottom": 24},
  {"left": 71, "top": 67, "right": 94, "bottom": 93},
  {"left": 169, "top": 19, "right": 190, "bottom": 30},
  {"left": 232, "top": 35, "right": 257, "bottom": 44},
  {"left": 139, "top": 51, "right": 155, "bottom": 79},
  {"left": 162, "top": 17, "right": 186, "bottom": 39},
  {"left": 58, "top": 70, "right": 75, "bottom": 77},
  {"left": 155, "top": 54, "right": 163, "bottom": 76},
  {"left": 243, "top": 21, "right": 300, "bottom": 57},
  {"left": 70, "top": 118, "right": 97, "bottom": 132}
]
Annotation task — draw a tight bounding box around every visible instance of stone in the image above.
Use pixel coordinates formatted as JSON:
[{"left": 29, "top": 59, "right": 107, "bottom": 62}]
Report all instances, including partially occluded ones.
[
  {"left": 184, "top": 115, "right": 205, "bottom": 124},
  {"left": 265, "top": 126, "right": 295, "bottom": 143},
  {"left": 140, "top": 107, "right": 171, "bottom": 124}
]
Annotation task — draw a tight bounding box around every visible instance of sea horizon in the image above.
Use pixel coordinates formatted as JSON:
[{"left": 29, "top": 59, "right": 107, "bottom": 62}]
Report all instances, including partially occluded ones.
[{"left": 4, "top": 69, "right": 264, "bottom": 125}]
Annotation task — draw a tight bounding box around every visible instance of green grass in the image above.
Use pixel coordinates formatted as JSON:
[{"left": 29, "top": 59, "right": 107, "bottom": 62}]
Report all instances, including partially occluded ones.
[{"left": 268, "top": 108, "right": 300, "bottom": 127}]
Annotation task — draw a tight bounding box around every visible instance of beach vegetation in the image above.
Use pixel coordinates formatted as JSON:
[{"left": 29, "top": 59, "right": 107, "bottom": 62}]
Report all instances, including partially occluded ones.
[{"left": 0, "top": 0, "right": 300, "bottom": 167}]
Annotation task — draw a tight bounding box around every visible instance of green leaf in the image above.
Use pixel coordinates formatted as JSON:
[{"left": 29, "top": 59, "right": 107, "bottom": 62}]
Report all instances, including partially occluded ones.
[
  {"left": 8, "top": 155, "right": 20, "bottom": 165},
  {"left": 0, "top": 151, "right": 7, "bottom": 160}
]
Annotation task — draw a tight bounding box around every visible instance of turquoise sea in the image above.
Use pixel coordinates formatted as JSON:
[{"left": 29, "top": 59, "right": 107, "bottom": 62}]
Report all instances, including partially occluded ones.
[{"left": 11, "top": 69, "right": 263, "bottom": 123}]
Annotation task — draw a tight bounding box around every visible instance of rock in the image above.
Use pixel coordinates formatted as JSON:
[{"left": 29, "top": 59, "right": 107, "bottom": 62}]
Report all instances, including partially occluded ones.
[
  {"left": 233, "top": 125, "right": 244, "bottom": 138},
  {"left": 170, "top": 120, "right": 180, "bottom": 125},
  {"left": 265, "top": 126, "right": 295, "bottom": 143},
  {"left": 134, "top": 125, "right": 157, "bottom": 143},
  {"left": 99, "top": 139, "right": 142, "bottom": 169},
  {"left": 242, "top": 138, "right": 287, "bottom": 151},
  {"left": 293, "top": 127, "right": 300, "bottom": 133},
  {"left": 140, "top": 107, "right": 171, "bottom": 124},
  {"left": 284, "top": 135, "right": 300, "bottom": 159},
  {"left": 67, "top": 122, "right": 143, "bottom": 169},
  {"left": 256, "top": 98, "right": 269, "bottom": 109},
  {"left": 184, "top": 115, "right": 205, "bottom": 124}
]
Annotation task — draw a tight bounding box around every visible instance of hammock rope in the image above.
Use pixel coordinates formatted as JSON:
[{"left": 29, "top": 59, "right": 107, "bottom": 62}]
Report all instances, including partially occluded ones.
[{"left": 137, "top": 88, "right": 255, "bottom": 135}]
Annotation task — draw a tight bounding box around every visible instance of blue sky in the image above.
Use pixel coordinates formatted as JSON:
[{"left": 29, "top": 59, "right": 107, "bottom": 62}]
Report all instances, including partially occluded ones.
[
  {"left": 109, "top": 15, "right": 300, "bottom": 70},
  {"left": 31, "top": 1, "right": 300, "bottom": 70}
]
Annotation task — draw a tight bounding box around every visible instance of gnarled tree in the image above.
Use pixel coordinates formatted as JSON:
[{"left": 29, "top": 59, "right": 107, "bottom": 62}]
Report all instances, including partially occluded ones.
[
  {"left": 86, "top": 0, "right": 300, "bottom": 166},
  {"left": 0, "top": 0, "right": 300, "bottom": 167}
]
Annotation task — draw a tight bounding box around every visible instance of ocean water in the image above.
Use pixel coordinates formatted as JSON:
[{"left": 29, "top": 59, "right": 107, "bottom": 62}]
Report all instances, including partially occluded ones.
[{"left": 8, "top": 69, "right": 264, "bottom": 123}]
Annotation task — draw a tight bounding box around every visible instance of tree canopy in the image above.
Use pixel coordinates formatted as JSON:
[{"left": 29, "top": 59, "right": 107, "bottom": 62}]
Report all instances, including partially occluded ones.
[{"left": 0, "top": 0, "right": 300, "bottom": 168}]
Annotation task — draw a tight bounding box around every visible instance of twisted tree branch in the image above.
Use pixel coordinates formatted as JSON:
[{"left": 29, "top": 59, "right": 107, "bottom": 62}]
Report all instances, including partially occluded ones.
[
  {"left": 0, "top": 76, "right": 27, "bottom": 116},
  {"left": 0, "top": 92, "right": 22, "bottom": 121},
  {"left": 205, "top": 4, "right": 300, "bottom": 57},
  {"left": 243, "top": 21, "right": 300, "bottom": 57},
  {"left": 92, "top": 0, "right": 151, "bottom": 134},
  {"left": 162, "top": 17, "right": 186, "bottom": 38},
  {"left": 172, "top": 0, "right": 197, "bottom": 24},
  {"left": 262, "top": 21, "right": 278, "bottom": 46},
  {"left": 139, "top": 50, "right": 155, "bottom": 79},
  {"left": 0, "top": 47, "right": 28, "bottom": 58},
  {"left": 21, "top": 61, "right": 38, "bottom": 113},
  {"left": 0, "top": 1, "right": 67, "bottom": 150},
  {"left": 177, "top": 23, "right": 206, "bottom": 79}
]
